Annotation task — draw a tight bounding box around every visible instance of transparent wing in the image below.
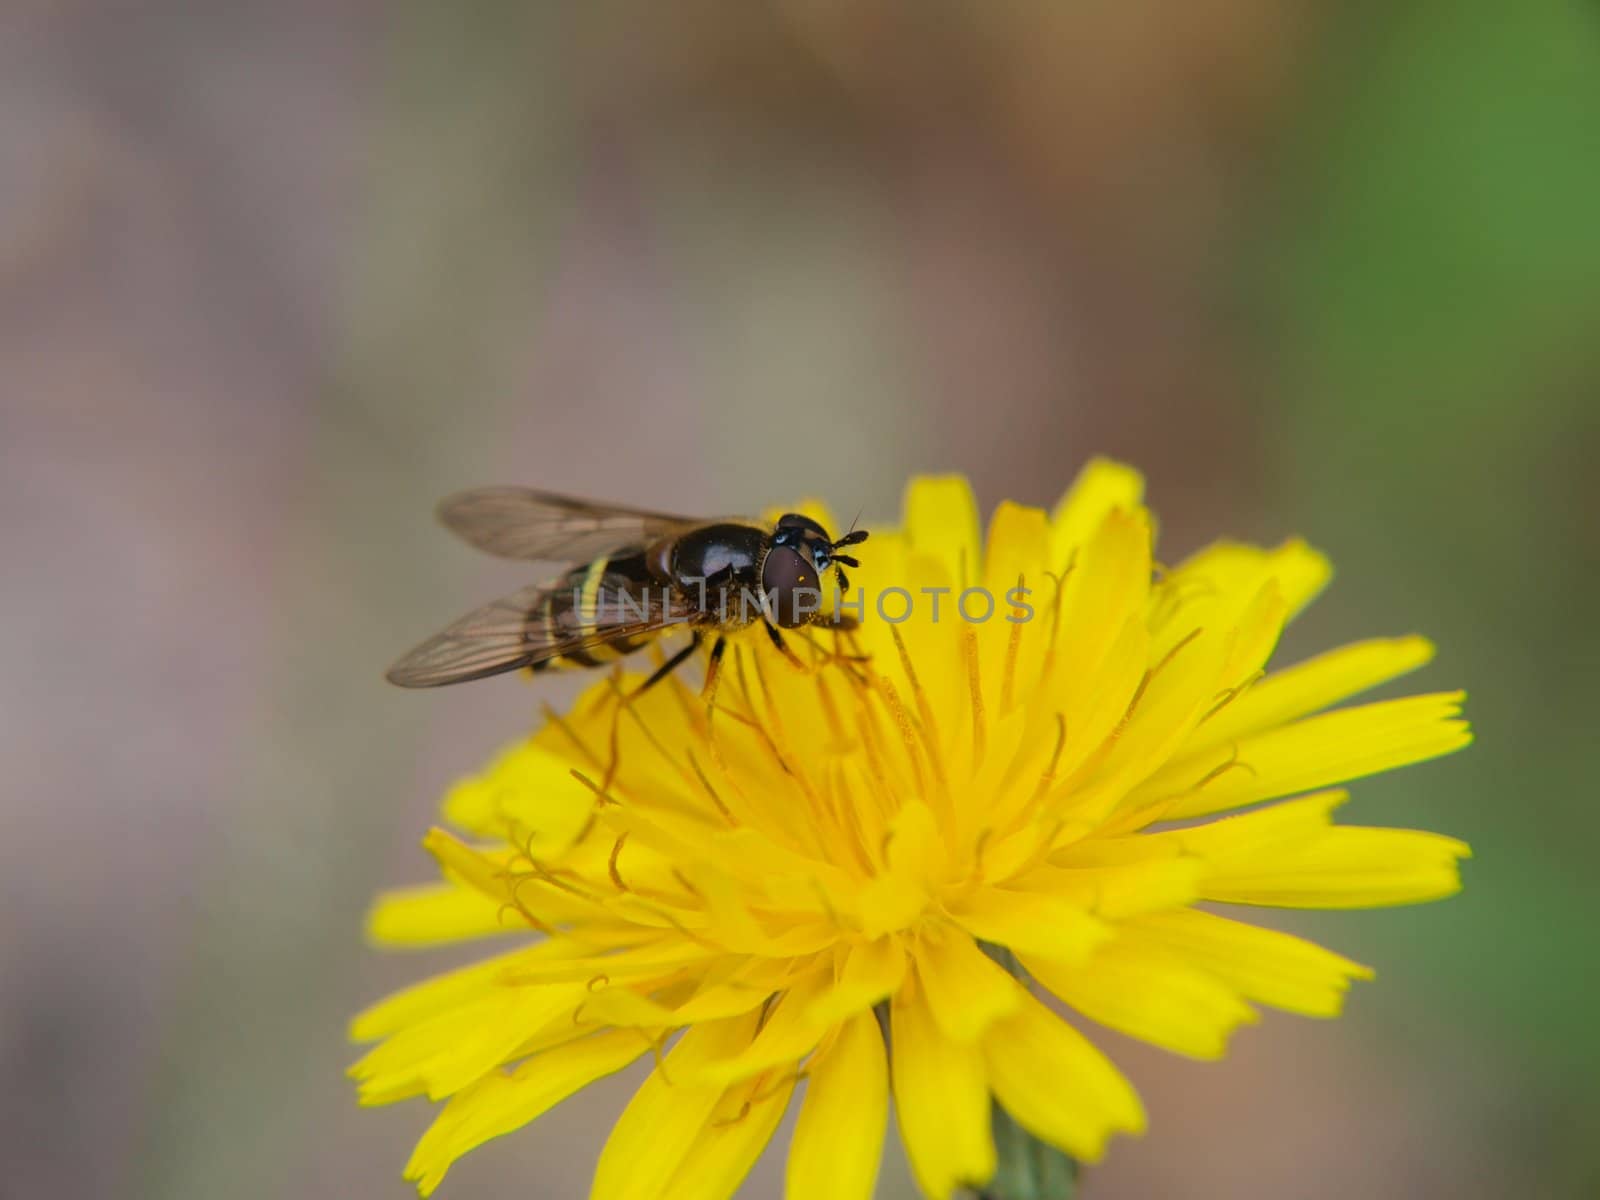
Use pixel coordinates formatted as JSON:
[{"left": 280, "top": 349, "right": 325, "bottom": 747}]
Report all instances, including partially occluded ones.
[
  {"left": 436, "top": 488, "right": 702, "bottom": 563},
  {"left": 385, "top": 578, "right": 693, "bottom": 688}
]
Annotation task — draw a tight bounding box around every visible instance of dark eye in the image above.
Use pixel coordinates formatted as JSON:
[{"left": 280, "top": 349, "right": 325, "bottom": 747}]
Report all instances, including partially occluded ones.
[{"left": 760, "top": 546, "right": 819, "bottom": 628}]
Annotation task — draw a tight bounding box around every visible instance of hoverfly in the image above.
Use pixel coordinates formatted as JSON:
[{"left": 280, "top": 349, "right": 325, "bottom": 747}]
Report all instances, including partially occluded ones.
[{"left": 386, "top": 489, "right": 869, "bottom": 693}]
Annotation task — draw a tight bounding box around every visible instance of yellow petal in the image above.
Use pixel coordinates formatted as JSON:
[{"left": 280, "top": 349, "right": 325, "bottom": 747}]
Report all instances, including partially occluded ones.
[
  {"left": 1053, "top": 509, "right": 1153, "bottom": 705},
  {"left": 806, "top": 937, "right": 907, "bottom": 1026},
  {"left": 1019, "top": 510, "right": 1160, "bottom": 811},
  {"left": 1218, "top": 579, "right": 1289, "bottom": 685},
  {"left": 978, "top": 501, "right": 1053, "bottom": 719},
  {"left": 350, "top": 983, "right": 585, "bottom": 1104},
  {"left": 946, "top": 886, "right": 1110, "bottom": 963},
  {"left": 991, "top": 611, "right": 1146, "bottom": 836},
  {"left": 496, "top": 939, "right": 716, "bottom": 986},
  {"left": 1048, "top": 458, "right": 1145, "bottom": 571},
  {"left": 1024, "top": 939, "right": 1258, "bottom": 1060},
  {"left": 1120, "top": 910, "right": 1373, "bottom": 1017},
  {"left": 364, "top": 881, "right": 519, "bottom": 947},
  {"left": 693, "top": 971, "right": 833, "bottom": 1085},
  {"left": 659, "top": 1070, "right": 798, "bottom": 1200},
  {"left": 1191, "top": 635, "right": 1437, "bottom": 751},
  {"left": 904, "top": 475, "right": 982, "bottom": 589},
  {"left": 1161, "top": 788, "right": 1345, "bottom": 852},
  {"left": 441, "top": 737, "right": 599, "bottom": 849},
  {"left": 1168, "top": 538, "right": 1331, "bottom": 622},
  {"left": 573, "top": 985, "right": 683, "bottom": 1028},
  {"left": 851, "top": 876, "right": 928, "bottom": 947},
  {"left": 350, "top": 944, "right": 536, "bottom": 1043},
  {"left": 891, "top": 983, "right": 996, "bottom": 1200},
  {"left": 1136, "top": 691, "right": 1472, "bottom": 820},
  {"left": 1017, "top": 856, "right": 1203, "bottom": 919},
  {"left": 981, "top": 988, "right": 1144, "bottom": 1163},
  {"left": 421, "top": 829, "right": 517, "bottom": 904},
  {"left": 914, "top": 926, "right": 1023, "bottom": 1042},
  {"left": 1266, "top": 539, "right": 1333, "bottom": 618},
  {"left": 1057, "top": 620, "right": 1231, "bottom": 824},
  {"left": 1201, "top": 826, "right": 1472, "bottom": 908},
  {"left": 982, "top": 501, "right": 1050, "bottom": 598},
  {"left": 404, "top": 1030, "right": 647, "bottom": 1195},
  {"left": 1160, "top": 791, "right": 1472, "bottom": 907},
  {"left": 883, "top": 799, "right": 947, "bottom": 892},
  {"left": 786, "top": 1011, "right": 889, "bottom": 1200},
  {"left": 669, "top": 963, "right": 803, "bottom": 1026},
  {"left": 591, "top": 1012, "right": 763, "bottom": 1200}
]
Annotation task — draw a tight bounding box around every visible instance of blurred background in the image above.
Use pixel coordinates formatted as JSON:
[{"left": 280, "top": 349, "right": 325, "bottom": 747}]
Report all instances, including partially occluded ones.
[{"left": 3, "top": 2, "right": 1597, "bottom": 1197}]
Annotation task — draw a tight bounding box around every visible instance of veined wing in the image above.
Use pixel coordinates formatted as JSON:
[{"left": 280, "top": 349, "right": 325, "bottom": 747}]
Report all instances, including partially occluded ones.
[
  {"left": 436, "top": 488, "right": 701, "bottom": 563},
  {"left": 386, "top": 576, "right": 694, "bottom": 688}
]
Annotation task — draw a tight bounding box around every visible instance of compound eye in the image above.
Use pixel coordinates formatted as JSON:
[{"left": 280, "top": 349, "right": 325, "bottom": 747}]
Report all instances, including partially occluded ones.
[{"left": 760, "top": 545, "right": 820, "bottom": 628}]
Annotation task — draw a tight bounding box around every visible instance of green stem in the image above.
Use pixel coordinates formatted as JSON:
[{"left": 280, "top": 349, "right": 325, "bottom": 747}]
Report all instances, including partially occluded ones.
[
  {"left": 972, "top": 1102, "right": 1080, "bottom": 1200},
  {"left": 967, "top": 946, "right": 1081, "bottom": 1200}
]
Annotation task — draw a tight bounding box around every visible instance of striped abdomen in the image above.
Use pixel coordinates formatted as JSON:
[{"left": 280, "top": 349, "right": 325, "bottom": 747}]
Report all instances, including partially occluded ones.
[{"left": 526, "top": 550, "right": 671, "bottom": 672}]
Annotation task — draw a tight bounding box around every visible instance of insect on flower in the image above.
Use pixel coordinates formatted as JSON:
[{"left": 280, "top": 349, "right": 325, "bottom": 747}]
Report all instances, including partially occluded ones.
[
  {"left": 386, "top": 489, "right": 869, "bottom": 693},
  {"left": 354, "top": 462, "right": 1473, "bottom": 1200}
]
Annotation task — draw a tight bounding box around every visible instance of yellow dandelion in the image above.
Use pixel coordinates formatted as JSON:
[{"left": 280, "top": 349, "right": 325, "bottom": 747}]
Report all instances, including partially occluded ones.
[{"left": 351, "top": 460, "right": 1472, "bottom": 1200}]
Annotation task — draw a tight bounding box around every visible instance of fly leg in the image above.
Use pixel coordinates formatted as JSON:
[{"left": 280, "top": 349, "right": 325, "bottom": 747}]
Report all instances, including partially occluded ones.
[
  {"left": 790, "top": 624, "right": 872, "bottom": 681},
  {"left": 702, "top": 635, "right": 728, "bottom": 704},
  {"left": 763, "top": 620, "right": 809, "bottom": 671},
  {"left": 630, "top": 632, "right": 702, "bottom": 700}
]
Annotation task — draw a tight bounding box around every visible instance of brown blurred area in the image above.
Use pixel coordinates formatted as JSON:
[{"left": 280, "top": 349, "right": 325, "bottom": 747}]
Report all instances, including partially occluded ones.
[{"left": 4, "top": 3, "right": 1597, "bottom": 1198}]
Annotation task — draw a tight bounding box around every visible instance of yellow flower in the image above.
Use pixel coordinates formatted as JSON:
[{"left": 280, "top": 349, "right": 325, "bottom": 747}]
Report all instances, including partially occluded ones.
[{"left": 351, "top": 460, "right": 1472, "bottom": 1200}]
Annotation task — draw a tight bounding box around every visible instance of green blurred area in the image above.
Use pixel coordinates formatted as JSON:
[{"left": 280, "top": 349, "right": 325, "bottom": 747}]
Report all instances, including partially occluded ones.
[
  {"left": 1265, "top": 2, "right": 1600, "bottom": 1189},
  {"left": 1271, "top": 0, "right": 1600, "bottom": 1061}
]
